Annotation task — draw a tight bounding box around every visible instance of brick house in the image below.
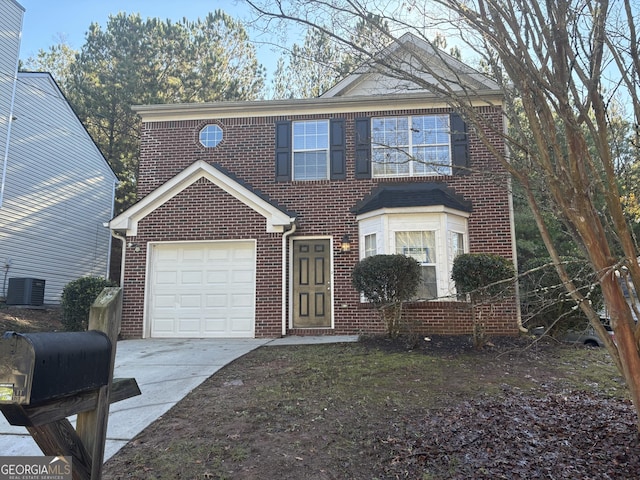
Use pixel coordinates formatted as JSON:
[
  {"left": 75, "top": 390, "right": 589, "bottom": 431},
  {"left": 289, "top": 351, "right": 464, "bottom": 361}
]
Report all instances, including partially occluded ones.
[{"left": 110, "top": 33, "right": 519, "bottom": 339}]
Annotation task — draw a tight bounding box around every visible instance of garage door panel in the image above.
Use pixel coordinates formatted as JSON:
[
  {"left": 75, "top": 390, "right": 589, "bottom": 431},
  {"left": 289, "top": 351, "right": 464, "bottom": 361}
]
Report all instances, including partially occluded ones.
[
  {"left": 233, "top": 248, "right": 254, "bottom": 261},
  {"left": 180, "top": 295, "right": 202, "bottom": 308},
  {"left": 178, "top": 318, "right": 200, "bottom": 331},
  {"left": 231, "top": 293, "right": 253, "bottom": 307},
  {"left": 152, "top": 317, "right": 177, "bottom": 336},
  {"left": 148, "top": 242, "right": 256, "bottom": 338},
  {"left": 206, "top": 294, "right": 228, "bottom": 307},
  {"left": 181, "top": 271, "right": 203, "bottom": 284},
  {"left": 206, "top": 270, "right": 229, "bottom": 284},
  {"left": 154, "top": 294, "right": 177, "bottom": 308},
  {"left": 182, "top": 248, "right": 205, "bottom": 261},
  {"left": 156, "top": 248, "right": 179, "bottom": 261},
  {"left": 203, "top": 318, "right": 227, "bottom": 333},
  {"left": 232, "top": 269, "right": 254, "bottom": 283},
  {"left": 208, "top": 248, "right": 232, "bottom": 262},
  {"left": 155, "top": 271, "right": 178, "bottom": 284}
]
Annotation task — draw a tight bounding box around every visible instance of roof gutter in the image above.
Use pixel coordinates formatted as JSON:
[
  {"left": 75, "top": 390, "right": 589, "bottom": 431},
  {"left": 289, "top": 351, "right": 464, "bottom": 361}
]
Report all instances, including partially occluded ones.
[{"left": 132, "top": 91, "right": 505, "bottom": 122}]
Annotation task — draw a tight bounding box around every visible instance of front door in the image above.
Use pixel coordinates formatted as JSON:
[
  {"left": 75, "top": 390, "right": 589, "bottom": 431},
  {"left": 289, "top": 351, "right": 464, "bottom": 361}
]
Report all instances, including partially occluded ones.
[{"left": 292, "top": 239, "right": 332, "bottom": 328}]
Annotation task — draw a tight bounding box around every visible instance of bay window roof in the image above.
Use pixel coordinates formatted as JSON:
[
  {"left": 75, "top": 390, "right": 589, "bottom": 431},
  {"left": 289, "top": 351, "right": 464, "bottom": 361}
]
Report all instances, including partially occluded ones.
[{"left": 351, "top": 182, "right": 472, "bottom": 215}]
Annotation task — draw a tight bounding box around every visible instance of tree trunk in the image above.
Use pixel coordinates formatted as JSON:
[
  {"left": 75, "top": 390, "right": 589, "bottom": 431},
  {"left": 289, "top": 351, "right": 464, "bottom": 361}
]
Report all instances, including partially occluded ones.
[{"left": 600, "top": 273, "right": 640, "bottom": 432}]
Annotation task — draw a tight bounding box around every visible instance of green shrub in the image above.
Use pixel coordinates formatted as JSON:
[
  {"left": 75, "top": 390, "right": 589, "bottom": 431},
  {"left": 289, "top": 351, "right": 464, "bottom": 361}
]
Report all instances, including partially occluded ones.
[
  {"left": 451, "top": 253, "right": 515, "bottom": 302},
  {"left": 60, "top": 277, "right": 115, "bottom": 331},
  {"left": 451, "top": 253, "right": 516, "bottom": 348},
  {"left": 352, "top": 254, "right": 421, "bottom": 337}
]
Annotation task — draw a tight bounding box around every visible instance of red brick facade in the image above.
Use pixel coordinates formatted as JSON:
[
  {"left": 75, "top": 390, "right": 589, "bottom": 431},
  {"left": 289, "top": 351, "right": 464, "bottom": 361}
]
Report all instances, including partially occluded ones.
[{"left": 117, "top": 105, "right": 519, "bottom": 338}]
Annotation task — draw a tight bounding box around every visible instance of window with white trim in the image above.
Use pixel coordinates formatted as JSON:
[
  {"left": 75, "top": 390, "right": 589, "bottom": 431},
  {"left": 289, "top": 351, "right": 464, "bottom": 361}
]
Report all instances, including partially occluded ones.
[
  {"left": 364, "top": 233, "right": 377, "bottom": 257},
  {"left": 372, "top": 115, "right": 451, "bottom": 177},
  {"left": 199, "top": 124, "right": 223, "bottom": 148},
  {"left": 396, "top": 231, "right": 437, "bottom": 299},
  {"left": 357, "top": 209, "right": 469, "bottom": 301},
  {"left": 451, "top": 231, "right": 464, "bottom": 259},
  {"left": 293, "top": 120, "right": 329, "bottom": 180}
]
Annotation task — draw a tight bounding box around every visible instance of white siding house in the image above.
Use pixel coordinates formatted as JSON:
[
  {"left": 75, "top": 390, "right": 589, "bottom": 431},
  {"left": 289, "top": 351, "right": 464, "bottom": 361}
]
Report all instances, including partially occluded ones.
[
  {"left": 0, "top": 0, "right": 24, "bottom": 208},
  {"left": 0, "top": 0, "right": 118, "bottom": 304}
]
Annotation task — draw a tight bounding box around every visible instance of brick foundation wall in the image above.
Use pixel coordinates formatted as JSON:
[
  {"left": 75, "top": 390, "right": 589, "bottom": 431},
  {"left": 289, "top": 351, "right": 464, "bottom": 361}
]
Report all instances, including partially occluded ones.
[{"left": 120, "top": 105, "right": 518, "bottom": 338}]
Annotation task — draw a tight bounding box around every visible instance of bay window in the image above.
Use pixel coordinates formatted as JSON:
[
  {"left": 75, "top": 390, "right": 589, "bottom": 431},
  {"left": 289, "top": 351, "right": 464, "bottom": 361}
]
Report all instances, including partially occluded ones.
[{"left": 357, "top": 208, "right": 469, "bottom": 301}]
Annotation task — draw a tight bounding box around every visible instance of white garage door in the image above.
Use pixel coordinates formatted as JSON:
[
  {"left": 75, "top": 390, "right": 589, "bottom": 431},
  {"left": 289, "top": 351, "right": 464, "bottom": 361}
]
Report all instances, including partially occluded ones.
[{"left": 148, "top": 241, "right": 256, "bottom": 338}]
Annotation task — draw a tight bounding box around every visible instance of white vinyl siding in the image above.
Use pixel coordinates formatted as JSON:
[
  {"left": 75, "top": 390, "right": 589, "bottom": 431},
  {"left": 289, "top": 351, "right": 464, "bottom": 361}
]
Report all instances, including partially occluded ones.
[
  {"left": 0, "top": 0, "right": 24, "bottom": 208},
  {"left": 0, "top": 73, "right": 117, "bottom": 304}
]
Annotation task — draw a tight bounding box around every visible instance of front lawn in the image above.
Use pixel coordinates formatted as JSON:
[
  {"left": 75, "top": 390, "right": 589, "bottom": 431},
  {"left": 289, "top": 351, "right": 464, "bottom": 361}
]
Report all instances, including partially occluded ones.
[{"left": 103, "top": 336, "right": 638, "bottom": 479}]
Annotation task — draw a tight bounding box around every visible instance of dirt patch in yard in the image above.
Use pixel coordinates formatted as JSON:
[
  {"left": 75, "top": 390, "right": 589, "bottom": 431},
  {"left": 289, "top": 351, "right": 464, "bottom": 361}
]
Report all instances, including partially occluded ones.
[
  {"left": 0, "top": 304, "right": 63, "bottom": 333},
  {"left": 102, "top": 334, "right": 639, "bottom": 479}
]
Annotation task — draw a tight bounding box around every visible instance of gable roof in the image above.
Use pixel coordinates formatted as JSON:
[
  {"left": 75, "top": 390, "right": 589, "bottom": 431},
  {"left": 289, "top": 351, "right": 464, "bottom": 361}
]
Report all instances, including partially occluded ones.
[
  {"left": 133, "top": 34, "right": 502, "bottom": 123},
  {"left": 322, "top": 32, "right": 501, "bottom": 98},
  {"left": 110, "top": 160, "right": 296, "bottom": 235},
  {"left": 351, "top": 182, "right": 472, "bottom": 216}
]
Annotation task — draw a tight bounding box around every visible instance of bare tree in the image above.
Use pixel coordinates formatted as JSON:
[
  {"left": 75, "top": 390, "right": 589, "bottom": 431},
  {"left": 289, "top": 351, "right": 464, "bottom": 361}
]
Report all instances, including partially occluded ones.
[{"left": 245, "top": 0, "right": 640, "bottom": 429}]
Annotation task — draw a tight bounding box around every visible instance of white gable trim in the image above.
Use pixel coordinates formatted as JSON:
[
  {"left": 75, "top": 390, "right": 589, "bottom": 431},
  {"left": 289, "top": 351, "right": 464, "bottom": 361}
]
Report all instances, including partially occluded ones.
[
  {"left": 322, "top": 32, "right": 501, "bottom": 98},
  {"left": 110, "top": 160, "right": 296, "bottom": 236}
]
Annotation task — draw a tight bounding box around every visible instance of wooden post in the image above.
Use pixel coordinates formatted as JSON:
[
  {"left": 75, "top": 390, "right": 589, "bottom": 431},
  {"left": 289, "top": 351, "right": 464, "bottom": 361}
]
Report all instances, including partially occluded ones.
[
  {"left": 27, "top": 419, "right": 93, "bottom": 480},
  {"left": 76, "top": 287, "right": 122, "bottom": 480},
  {"left": 0, "top": 286, "right": 140, "bottom": 480}
]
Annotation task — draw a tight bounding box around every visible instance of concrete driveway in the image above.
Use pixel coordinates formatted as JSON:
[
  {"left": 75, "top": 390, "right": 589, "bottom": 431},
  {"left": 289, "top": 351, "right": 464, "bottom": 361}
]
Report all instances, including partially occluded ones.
[
  {"left": 0, "top": 335, "right": 357, "bottom": 460},
  {"left": 0, "top": 338, "right": 269, "bottom": 459}
]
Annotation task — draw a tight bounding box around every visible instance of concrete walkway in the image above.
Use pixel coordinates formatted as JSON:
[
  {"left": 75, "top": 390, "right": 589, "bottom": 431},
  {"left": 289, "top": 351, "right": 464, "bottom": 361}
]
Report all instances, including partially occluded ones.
[{"left": 0, "top": 335, "right": 357, "bottom": 459}]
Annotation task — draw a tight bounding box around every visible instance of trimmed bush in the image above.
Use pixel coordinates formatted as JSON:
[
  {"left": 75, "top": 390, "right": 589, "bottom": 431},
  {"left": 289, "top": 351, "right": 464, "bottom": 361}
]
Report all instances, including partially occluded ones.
[
  {"left": 60, "top": 276, "right": 115, "bottom": 331},
  {"left": 451, "top": 253, "right": 516, "bottom": 348},
  {"left": 451, "top": 253, "right": 516, "bottom": 302},
  {"left": 352, "top": 254, "right": 421, "bottom": 337}
]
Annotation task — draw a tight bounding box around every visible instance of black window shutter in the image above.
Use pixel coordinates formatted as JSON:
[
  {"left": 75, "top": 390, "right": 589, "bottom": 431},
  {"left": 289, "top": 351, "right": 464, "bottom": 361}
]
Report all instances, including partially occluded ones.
[
  {"left": 275, "top": 121, "right": 291, "bottom": 182},
  {"left": 330, "top": 118, "right": 346, "bottom": 180},
  {"left": 354, "top": 117, "right": 371, "bottom": 179},
  {"left": 450, "top": 113, "right": 469, "bottom": 175}
]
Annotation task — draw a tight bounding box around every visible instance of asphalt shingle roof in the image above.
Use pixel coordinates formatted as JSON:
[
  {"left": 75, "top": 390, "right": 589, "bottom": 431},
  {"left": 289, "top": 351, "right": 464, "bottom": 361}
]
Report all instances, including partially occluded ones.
[{"left": 351, "top": 182, "right": 472, "bottom": 215}]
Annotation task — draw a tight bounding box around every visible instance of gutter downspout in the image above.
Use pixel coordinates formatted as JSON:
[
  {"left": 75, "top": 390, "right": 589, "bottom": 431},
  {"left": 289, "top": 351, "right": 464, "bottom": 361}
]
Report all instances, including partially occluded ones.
[
  {"left": 111, "top": 230, "right": 127, "bottom": 288},
  {"left": 282, "top": 222, "right": 297, "bottom": 337},
  {"left": 105, "top": 180, "right": 118, "bottom": 278},
  {"left": 503, "top": 106, "right": 526, "bottom": 333}
]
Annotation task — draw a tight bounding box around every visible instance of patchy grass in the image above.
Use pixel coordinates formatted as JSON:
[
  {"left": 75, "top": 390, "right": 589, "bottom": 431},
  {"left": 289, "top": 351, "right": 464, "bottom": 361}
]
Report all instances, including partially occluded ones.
[{"left": 102, "top": 336, "right": 634, "bottom": 480}]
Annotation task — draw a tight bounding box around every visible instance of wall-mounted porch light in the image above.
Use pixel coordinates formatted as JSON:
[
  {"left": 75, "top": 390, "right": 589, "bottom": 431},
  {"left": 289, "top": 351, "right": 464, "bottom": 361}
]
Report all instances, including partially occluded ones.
[
  {"left": 127, "top": 242, "right": 141, "bottom": 253},
  {"left": 340, "top": 234, "right": 351, "bottom": 253}
]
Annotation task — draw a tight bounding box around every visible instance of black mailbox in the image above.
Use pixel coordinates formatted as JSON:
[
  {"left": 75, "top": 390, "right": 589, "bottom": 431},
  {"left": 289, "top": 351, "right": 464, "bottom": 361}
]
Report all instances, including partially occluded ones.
[{"left": 0, "top": 330, "right": 112, "bottom": 405}]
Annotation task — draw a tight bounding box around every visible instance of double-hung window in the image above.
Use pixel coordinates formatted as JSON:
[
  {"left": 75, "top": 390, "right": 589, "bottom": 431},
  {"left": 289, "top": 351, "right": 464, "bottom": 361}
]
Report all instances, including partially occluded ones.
[
  {"left": 364, "top": 233, "right": 377, "bottom": 258},
  {"left": 372, "top": 115, "right": 451, "bottom": 177},
  {"left": 292, "top": 120, "right": 329, "bottom": 180},
  {"left": 395, "top": 231, "right": 438, "bottom": 299}
]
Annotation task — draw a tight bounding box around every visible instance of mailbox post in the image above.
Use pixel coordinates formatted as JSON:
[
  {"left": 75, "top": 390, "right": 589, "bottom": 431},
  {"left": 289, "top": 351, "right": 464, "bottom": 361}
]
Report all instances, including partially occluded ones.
[{"left": 0, "top": 287, "right": 140, "bottom": 480}]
